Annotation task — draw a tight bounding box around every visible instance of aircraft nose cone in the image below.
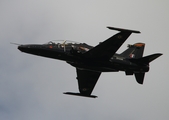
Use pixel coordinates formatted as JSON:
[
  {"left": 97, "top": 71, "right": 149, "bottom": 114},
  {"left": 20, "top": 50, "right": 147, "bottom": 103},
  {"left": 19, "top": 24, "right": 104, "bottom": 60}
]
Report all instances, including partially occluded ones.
[
  {"left": 18, "top": 45, "right": 24, "bottom": 51},
  {"left": 18, "top": 45, "right": 30, "bottom": 52}
]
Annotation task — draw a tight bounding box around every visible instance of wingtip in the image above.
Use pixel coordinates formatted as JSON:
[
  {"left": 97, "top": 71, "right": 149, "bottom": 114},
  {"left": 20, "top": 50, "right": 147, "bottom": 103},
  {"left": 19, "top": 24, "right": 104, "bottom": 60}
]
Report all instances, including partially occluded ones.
[
  {"left": 107, "top": 26, "right": 141, "bottom": 34},
  {"left": 64, "top": 92, "right": 98, "bottom": 98}
]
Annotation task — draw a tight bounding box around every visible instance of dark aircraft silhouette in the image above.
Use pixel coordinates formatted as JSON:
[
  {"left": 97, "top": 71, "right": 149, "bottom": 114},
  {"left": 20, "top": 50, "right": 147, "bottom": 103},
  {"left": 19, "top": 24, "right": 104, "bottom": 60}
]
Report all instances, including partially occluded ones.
[{"left": 18, "top": 27, "right": 162, "bottom": 98}]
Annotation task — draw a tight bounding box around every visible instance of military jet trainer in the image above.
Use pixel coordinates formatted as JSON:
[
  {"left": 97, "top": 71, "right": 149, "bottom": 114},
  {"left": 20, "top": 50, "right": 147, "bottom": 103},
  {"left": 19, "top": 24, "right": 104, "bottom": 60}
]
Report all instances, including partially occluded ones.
[{"left": 18, "top": 27, "right": 162, "bottom": 98}]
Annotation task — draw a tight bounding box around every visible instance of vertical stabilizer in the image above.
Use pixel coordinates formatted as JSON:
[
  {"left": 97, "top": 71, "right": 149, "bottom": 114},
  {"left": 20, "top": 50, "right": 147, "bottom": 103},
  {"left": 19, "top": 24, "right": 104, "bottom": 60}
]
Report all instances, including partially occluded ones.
[
  {"left": 122, "top": 43, "right": 145, "bottom": 84},
  {"left": 121, "top": 43, "right": 145, "bottom": 59}
]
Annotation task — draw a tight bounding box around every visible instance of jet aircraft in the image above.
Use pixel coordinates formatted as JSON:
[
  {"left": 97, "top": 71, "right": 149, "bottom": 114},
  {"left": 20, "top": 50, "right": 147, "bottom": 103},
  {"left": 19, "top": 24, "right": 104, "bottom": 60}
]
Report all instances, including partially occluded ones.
[{"left": 17, "top": 27, "right": 162, "bottom": 98}]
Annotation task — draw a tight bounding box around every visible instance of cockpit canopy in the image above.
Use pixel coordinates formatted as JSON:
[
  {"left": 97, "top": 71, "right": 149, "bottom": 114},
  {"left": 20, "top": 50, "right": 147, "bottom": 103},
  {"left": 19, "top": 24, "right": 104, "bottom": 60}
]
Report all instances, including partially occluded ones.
[
  {"left": 44, "top": 40, "right": 92, "bottom": 53},
  {"left": 45, "top": 40, "right": 81, "bottom": 45}
]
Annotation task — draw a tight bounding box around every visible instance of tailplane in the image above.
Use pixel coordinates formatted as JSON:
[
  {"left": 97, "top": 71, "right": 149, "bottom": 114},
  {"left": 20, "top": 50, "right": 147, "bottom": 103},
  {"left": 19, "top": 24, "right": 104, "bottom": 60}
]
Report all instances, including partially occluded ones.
[
  {"left": 130, "top": 53, "right": 163, "bottom": 65},
  {"left": 138, "top": 53, "right": 162, "bottom": 64},
  {"left": 134, "top": 73, "right": 145, "bottom": 84}
]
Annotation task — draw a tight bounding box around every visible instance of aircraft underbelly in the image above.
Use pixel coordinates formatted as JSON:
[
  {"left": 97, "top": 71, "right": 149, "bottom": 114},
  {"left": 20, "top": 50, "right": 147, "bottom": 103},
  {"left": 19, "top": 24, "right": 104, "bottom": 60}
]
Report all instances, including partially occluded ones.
[
  {"left": 68, "top": 59, "right": 149, "bottom": 73},
  {"left": 67, "top": 61, "right": 115, "bottom": 72}
]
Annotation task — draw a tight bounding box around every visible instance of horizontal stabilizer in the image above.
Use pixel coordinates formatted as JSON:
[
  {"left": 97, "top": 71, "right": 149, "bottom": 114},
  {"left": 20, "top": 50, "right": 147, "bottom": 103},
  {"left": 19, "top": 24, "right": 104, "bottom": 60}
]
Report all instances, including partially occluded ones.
[
  {"left": 64, "top": 92, "right": 97, "bottom": 98},
  {"left": 130, "top": 53, "right": 162, "bottom": 65},
  {"left": 141, "top": 53, "right": 163, "bottom": 63},
  {"left": 135, "top": 73, "right": 145, "bottom": 84},
  {"left": 107, "top": 26, "right": 141, "bottom": 33}
]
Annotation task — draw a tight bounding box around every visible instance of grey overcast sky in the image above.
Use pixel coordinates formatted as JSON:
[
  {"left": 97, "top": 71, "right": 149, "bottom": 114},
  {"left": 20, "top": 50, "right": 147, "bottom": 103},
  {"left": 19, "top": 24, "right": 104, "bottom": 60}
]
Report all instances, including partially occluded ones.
[{"left": 0, "top": 0, "right": 169, "bottom": 120}]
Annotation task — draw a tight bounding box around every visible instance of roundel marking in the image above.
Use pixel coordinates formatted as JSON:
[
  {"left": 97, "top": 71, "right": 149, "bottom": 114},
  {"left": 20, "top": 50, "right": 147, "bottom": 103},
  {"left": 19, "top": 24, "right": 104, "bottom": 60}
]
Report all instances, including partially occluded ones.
[
  {"left": 117, "top": 35, "right": 122, "bottom": 39},
  {"left": 82, "top": 88, "right": 87, "bottom": 91}
]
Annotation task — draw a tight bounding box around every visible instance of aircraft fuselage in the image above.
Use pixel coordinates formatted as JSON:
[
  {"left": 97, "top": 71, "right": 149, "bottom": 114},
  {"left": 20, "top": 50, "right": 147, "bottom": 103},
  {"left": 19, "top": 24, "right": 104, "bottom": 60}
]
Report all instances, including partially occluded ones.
[{"left": 18, "top": 42, "right": 149, "bottom": 73}]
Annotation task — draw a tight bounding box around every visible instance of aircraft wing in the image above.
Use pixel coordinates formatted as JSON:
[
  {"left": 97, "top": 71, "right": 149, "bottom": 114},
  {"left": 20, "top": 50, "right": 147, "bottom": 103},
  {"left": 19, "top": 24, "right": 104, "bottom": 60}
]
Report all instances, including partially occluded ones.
[
  {"left": 64, "top": 69, "right": 101, "bottom": 98},
  {"left": 76, "top": 68, "right": 101, "bottom": 96},
  {"left": 83, "top": 27, "right": 140, "bottom": 60}
]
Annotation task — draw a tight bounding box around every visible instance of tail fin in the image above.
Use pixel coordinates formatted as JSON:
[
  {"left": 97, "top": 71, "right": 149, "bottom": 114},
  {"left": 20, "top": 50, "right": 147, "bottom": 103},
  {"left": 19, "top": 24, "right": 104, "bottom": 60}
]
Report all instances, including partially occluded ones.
[{"left": 120, "top": 43, "right": 145, "bottom": 59}]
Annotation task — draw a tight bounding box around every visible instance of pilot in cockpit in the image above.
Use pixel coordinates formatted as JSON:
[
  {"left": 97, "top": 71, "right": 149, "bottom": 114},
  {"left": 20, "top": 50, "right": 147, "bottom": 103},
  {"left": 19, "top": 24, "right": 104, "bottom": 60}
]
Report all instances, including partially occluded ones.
[{"left": 71, "top": 45, "right": 89, "bottom": 54}]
